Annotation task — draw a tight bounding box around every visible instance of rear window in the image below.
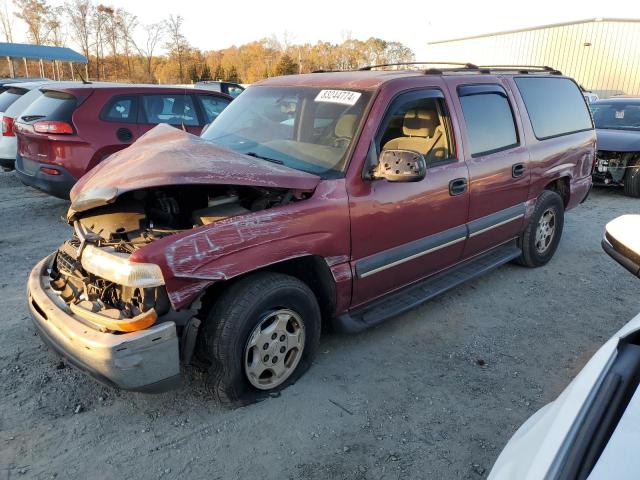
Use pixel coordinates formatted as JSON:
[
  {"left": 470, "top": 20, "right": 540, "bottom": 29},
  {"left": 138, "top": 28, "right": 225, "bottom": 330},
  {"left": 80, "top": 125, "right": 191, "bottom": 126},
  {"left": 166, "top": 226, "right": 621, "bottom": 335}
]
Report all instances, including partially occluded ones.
[
  {"left": 0, "top": 87, "right": 26, "bottom": 112},
  {"left": 4, "top": 89, "right": 43, "bottom": 117},
  {"left": 18, "top": 90, "right": 77, "bottom": 123},
  {"left": 515, "top": 77, "right": 593, "bottom": 139}
]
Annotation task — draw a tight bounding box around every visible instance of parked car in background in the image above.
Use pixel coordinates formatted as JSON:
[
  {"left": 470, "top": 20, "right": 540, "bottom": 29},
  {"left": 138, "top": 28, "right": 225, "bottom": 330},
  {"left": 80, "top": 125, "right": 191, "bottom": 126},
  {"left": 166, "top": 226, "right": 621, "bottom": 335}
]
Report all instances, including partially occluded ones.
[
  {"left": 14, "top": 83, "right": 232, "bottom": 198},
  {"left": 490, "top": 214, "right": 640, "bottom": 480},
  {"left": 0, "top": 80, "right": 52, "bottom": 171},
  {"left": 590, "top": 97, "right": 640, "bottom": 196},
  {"left": 195, "top": 80, "right": 245, "bottom": 97},
  {"left": 583, "top": 91, "right": 599, "bottom": 103},
  {"left": 0, "top": 77, "right": 48, "bottom": 92},
  {"left": 27, "top": 65, "right": 594, "bottom": 402}
]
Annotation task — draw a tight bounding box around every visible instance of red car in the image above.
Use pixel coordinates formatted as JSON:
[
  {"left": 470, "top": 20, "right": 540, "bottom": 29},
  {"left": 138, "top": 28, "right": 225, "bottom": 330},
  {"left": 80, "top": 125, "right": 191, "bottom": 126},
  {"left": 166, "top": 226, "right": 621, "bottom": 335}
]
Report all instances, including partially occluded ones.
[
  {"left": 27, "top": 65, "right": 594, "bottom": 402},
  {"left": 14, "top": 83, "right": 232, "bottom": 198}
]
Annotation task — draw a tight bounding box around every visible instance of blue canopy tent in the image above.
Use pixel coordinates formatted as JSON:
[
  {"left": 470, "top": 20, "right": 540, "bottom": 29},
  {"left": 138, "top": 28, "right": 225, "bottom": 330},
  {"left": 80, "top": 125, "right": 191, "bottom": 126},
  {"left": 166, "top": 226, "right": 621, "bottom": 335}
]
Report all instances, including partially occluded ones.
[{"left": 0, "top": 43, "right": 88, "bottom": 80}]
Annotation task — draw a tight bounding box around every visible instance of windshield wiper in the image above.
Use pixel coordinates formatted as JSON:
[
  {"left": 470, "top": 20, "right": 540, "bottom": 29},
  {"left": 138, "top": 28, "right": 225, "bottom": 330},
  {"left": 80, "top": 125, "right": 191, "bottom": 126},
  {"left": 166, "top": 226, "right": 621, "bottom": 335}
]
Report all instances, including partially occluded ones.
[{"left": 245, "top": 151, "right": 284, "bottom": 165}]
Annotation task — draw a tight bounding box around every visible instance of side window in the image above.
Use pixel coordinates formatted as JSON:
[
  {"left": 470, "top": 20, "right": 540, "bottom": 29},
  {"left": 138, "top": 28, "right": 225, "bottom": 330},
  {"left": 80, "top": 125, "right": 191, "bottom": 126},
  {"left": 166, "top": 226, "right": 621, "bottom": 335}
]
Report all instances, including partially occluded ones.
[
  {"left": 101, "top": 96, "right": 137, "bottom": 123},
  {"left": 198, "top": 95, "right": 231, "bottom": 123},
  {"left": 515, "top": 77, "right": 593, "bottom": 139},
  {"left": 223, "top": 84, "right": 244, "bottom": 98},
  {"left": 140, "top": 94, "right": 198, "bottom": 126},
  {"left": 458, "top": 85, "right": 518, "bottom": 157},
  {"left": 377, "top": 92, "right": 453, "bottom": 164}
]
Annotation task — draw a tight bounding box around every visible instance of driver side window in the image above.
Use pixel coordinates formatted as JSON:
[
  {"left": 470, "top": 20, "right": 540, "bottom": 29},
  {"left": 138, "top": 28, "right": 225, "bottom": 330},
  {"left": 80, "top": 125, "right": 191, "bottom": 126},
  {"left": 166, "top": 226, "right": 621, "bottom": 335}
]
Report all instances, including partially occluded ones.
[{"left": 378, "top": 93, "right": 453, "bottom": 165}]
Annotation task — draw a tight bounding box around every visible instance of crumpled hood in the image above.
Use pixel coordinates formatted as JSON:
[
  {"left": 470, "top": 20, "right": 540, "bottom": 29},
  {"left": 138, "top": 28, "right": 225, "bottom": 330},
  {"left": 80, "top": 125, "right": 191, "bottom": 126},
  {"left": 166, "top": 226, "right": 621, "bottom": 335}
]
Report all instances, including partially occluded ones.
[
  {"left": 69, "top": 124, "right": 320, "bottom": 213},
  {"left": 596, "top": 128, "right": 640, "bottom": 152}
]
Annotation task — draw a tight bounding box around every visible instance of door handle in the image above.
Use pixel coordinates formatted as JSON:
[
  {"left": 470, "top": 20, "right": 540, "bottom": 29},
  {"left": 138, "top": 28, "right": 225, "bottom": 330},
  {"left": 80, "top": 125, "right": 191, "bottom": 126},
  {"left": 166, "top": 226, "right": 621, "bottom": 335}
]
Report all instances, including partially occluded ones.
[
  {"left": 512, "top": 163, "right": 525, "bottom": 178},
  {"left": 449, "top": 178, "right": 467, "bottom": 196}
]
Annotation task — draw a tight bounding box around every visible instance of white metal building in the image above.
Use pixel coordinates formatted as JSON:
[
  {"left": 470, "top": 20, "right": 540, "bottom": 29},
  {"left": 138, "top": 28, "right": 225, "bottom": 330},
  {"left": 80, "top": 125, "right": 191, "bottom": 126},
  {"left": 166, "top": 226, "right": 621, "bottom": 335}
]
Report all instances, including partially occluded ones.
[{"left": 425, "top": 18, "right": 640, "bottom": 97}]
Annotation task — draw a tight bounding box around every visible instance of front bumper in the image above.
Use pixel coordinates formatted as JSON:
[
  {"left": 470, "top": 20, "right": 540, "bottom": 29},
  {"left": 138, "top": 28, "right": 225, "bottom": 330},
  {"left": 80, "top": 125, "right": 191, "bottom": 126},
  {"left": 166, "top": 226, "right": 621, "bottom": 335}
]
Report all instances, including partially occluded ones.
[
  {"left": 15, "top": 154, "right": 76, "bottom": 199},
  {"left": 27, "top": 254, "right": 181, "bottom": 393}
]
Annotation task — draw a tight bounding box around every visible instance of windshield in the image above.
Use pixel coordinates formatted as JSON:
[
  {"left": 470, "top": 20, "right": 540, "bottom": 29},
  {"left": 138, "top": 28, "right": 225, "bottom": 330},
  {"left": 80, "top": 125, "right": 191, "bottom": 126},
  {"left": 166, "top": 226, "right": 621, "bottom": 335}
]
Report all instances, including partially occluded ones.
[
  {"left": 590, "top": 102, "right": 640, "bottom": 131},
  {"left": 201, "top": 86, "right": 371, "bottom": 177}
]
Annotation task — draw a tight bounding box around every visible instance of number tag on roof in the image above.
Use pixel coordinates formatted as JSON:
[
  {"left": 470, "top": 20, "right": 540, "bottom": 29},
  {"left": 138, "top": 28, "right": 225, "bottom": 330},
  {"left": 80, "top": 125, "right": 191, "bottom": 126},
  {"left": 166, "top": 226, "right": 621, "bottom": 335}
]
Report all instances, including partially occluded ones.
[{"left": 315, "top": 90, "right": 361, "bottom": 106}]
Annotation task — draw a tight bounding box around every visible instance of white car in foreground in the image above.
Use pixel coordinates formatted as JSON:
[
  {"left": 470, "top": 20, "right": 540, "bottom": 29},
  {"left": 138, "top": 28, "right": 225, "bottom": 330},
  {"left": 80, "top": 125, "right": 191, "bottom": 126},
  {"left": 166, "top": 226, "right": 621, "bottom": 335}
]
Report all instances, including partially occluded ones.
[
  {"left": 491, "top": 214, "right": 640, "bottom": 480},
  {"left": 0, "top": 80, "right": 50, "bottom": 170}
]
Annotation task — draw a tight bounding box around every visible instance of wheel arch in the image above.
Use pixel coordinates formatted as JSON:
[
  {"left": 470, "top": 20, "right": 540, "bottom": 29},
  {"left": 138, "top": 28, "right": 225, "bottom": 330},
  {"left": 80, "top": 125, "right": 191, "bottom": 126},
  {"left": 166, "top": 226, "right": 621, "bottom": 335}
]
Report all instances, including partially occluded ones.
[
  {"left": 198, "top": 255, "right": 338, "bottom": 329},
  {"left": 544, "top": 176, "right": 570, "bottom": 207}
]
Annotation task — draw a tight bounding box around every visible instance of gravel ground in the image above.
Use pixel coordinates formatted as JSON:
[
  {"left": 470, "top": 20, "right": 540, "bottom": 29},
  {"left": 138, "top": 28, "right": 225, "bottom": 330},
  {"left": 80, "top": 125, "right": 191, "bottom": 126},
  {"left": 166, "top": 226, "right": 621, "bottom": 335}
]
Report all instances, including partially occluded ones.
[{"left": 1, "top": 170, "right": 638, "bottom": 480}]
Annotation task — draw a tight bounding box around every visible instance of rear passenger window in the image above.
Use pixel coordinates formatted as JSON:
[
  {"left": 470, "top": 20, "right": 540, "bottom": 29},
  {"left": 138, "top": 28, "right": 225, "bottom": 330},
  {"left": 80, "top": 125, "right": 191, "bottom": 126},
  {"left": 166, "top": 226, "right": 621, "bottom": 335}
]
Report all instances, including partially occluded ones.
[
  {"left": 101, "top": 96, "right": 136, "bottom": 122},
  {"left": 141, "top": 94, "right": 198, "bottom": 126},
  {"left": 458, "top": 85, "right": 518, "bottom": 157},
  {"left": 198, "top": 95, "right": 230, "bottom": 123},
  {"left": 515, "top": 77, "right": 593, "bottom": 139}
]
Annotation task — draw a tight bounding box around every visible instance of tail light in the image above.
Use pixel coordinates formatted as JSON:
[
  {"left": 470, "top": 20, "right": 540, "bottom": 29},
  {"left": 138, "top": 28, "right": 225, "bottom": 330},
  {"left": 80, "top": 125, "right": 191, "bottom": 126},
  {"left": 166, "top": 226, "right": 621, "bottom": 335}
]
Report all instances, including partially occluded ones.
[
  {"left": 33, "top": 121, "right": 74, "bottom": 135},
  {"left": 2, "top": 116, "right": 14, "bottom": 136}
]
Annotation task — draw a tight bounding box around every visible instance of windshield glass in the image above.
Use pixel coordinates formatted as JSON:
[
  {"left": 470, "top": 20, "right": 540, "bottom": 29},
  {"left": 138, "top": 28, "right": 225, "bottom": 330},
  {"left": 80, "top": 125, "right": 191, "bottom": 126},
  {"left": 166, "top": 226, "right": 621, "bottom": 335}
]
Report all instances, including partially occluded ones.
[
  {"left": 590, "top": 102, "right": 640, "bottom": 131},
  {"left": 201, "top": 86, "right": 371, "bottom": 177}
]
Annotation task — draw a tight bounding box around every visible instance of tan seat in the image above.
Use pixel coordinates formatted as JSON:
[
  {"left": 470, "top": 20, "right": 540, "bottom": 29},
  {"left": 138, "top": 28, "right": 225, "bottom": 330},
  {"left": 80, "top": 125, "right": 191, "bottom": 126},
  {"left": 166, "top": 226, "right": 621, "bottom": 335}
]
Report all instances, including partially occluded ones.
[
  {"left": 333, "top": 114, "right": 358, "bottom": 147},
  {"left": 383, "top": 109, "right": 448, "bottom": 161}
]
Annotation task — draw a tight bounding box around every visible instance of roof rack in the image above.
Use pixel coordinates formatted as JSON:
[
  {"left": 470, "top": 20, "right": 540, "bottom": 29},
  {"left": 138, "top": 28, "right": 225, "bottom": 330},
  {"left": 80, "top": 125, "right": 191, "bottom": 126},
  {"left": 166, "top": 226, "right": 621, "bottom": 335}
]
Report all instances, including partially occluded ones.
[
  {"left": 359, "top": 61, "right": 479, "bottom": 71},
  {"left": 357, "top": 61, "right": 562, "bottom": 76}
]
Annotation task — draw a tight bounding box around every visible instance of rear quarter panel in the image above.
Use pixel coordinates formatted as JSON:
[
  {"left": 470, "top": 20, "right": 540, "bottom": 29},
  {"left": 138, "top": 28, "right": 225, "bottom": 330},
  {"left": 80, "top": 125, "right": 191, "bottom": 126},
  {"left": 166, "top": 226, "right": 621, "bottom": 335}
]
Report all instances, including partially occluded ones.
[{"left": 505, "top": 76, "right": 595, "bottom": 211}]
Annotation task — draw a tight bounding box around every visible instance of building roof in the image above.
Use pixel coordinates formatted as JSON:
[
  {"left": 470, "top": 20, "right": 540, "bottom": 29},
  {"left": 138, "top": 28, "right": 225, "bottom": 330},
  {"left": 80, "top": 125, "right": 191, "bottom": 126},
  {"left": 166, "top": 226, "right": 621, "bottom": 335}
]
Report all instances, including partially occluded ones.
[
  {"left": 0, "top": 43, "right": 87, "bottom": 63},
  {"left": 429, "top": 18, "right": 640, "bottom": 45}
]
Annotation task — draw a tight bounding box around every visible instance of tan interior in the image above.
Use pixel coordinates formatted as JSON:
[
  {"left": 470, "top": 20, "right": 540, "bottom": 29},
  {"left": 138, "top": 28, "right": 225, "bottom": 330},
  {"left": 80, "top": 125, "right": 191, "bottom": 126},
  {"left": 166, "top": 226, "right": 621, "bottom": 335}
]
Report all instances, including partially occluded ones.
[{"left": 383, "top": 109, "right": 449, "bottom": 161}]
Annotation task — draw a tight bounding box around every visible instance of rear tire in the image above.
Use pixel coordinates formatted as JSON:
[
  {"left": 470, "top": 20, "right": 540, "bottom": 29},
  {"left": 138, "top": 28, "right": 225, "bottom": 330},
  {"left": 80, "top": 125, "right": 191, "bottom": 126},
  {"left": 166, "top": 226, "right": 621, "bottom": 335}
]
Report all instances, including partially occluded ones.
[
  {"left": 623, "top": 157, "right": 640, "bottom": 197},
  {"left": 516, "top": 190, "right": 564, "bottom": 267},
  {"left": 197, "top": 272, "right": 321, "bottom": 406}
]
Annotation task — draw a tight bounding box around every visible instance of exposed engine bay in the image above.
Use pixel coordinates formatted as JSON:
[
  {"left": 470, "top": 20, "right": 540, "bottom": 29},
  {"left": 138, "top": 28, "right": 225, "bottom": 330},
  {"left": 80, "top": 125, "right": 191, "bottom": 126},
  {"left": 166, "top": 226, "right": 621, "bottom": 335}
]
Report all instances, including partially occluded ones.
[
  {"left": 49, "top": 185, "right": 306, "bottom": 333},
  {"left": 593, "top": 151, "right": 638, "bottom": 184}
]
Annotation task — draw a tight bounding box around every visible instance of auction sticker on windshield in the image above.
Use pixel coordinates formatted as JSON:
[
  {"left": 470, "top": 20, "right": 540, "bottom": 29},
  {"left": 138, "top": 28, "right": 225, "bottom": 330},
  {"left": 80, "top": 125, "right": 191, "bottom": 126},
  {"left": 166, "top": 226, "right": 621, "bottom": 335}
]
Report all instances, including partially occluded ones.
[{"left": 315, "top": 90, "right": 361, "bottom": 106}]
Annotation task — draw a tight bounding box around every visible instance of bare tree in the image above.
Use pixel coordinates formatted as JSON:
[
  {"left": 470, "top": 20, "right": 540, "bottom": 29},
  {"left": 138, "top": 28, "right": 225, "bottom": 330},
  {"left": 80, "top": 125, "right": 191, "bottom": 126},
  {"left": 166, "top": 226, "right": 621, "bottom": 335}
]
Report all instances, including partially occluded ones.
[
  {"left": 0, "top": 0, "right": 14, "bottom": 41},
  {"left": 47, "top": 6, "right": 65, "bottom": 46},
  {"left": 65, "top": 0, "right": 93, "bottom": 72},
  {"left": 13, "top": 0, "right": 53, "bottom": 45},
  {"left": 165, "top": 14, "right": 189, "bottom": 83},
  {"left": 117, "top": 9, "right": 137, "bottom": 81},
  {"left": 133, "top": 22, "right": 164, "bottom": 82}
]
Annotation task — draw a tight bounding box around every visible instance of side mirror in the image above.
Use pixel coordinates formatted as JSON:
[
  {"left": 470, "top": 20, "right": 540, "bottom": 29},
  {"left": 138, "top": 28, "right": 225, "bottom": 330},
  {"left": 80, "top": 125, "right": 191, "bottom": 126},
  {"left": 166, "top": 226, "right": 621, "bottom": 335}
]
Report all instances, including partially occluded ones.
[
  {"left": 602, "top": 215, "right": 640, "bottom": 277},
  {"left": 373, "top": 149, "right": 426, "bottom": 182}
]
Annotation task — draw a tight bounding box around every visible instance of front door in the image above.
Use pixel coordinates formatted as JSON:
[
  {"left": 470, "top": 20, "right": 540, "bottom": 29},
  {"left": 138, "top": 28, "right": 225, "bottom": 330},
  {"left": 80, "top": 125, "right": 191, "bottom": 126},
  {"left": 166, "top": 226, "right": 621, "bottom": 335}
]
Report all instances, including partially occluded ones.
[{"left": 349, "top": 89, "right": 470, "bottom": 308}]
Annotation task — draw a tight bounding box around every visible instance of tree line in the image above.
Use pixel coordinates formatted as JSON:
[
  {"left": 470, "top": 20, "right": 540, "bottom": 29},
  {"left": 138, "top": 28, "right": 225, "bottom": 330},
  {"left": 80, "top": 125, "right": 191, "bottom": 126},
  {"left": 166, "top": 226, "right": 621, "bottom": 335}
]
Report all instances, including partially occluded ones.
[{"left": 0, "top": 0, "right": 415, "bottom": 84}]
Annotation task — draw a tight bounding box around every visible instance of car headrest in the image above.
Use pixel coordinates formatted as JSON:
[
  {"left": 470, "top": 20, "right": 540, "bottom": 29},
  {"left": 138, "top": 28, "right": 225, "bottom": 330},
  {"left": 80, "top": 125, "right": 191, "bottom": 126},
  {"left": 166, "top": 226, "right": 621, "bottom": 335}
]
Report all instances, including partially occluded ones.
[
  {"left": 334, "top": 114, "right": 357, "bottom": 138},
  {"left": 172, "top": 96, "right": 186, "bottom": 115},
  {"left": 403, "top": 109, "right": 438, "bottom": 137}
]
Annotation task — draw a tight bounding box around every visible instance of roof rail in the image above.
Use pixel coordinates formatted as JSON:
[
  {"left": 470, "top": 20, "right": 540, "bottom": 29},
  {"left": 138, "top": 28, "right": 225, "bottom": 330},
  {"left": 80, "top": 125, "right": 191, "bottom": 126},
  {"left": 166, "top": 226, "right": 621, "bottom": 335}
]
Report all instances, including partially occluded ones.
[
  {"left": 359, "top": 61, "right": 479, "bottom": 71},
  {"left": 476, "top": 64, "right": 562, "bottom": 74}
]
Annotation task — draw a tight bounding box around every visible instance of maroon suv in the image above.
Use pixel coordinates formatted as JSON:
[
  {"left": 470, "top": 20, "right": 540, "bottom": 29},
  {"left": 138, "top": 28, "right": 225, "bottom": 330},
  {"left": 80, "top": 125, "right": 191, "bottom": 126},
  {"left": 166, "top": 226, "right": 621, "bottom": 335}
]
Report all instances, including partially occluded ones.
[
  {"left": 27, "top": 65, "right": 594, "bottom": 402},
  {"left": 14, "top": 83, "right": 232, "bottom": 198}
]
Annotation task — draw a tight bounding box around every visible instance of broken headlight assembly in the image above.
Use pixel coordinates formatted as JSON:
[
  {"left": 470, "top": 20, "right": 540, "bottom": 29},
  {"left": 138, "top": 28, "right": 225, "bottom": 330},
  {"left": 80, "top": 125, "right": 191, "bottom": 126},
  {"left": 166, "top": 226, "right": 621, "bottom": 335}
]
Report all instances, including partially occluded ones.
[{"left": 80, "top": 244, "right": 165, "bottom": 288}]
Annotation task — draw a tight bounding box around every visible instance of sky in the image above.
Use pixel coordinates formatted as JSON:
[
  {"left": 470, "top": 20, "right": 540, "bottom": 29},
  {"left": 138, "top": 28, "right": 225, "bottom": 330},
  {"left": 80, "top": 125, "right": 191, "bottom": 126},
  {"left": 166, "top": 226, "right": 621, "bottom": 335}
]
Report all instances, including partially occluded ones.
[{"left": 12, "top": 0, "right": 640, "bottom": 57}]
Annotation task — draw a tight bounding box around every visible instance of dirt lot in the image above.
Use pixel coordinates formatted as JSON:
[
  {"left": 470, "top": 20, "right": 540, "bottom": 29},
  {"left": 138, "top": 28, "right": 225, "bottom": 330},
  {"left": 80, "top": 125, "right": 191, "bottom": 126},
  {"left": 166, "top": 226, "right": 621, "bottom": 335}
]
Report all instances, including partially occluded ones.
[{"left": 0, "top": 170, "right": 638, "bottom": 480}]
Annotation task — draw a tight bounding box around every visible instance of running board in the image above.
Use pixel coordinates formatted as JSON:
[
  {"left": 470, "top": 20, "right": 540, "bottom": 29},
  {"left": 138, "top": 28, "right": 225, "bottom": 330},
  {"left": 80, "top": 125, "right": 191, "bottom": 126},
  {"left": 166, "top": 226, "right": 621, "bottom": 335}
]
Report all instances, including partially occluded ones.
[{"left": 334, "top": 241, "right": 522, "bottom": 333}]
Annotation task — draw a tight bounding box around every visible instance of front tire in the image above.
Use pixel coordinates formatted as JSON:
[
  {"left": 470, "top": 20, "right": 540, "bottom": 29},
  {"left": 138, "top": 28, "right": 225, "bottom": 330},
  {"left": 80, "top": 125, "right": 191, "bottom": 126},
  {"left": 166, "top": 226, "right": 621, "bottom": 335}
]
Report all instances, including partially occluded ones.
[
  {"left": 623, "top": 157, "right": 640, "bottom": 197},
  {"left": 516, "top": 190, "right": 565, "bottom": 267},
  {"left": 198, "top": 272, "right": 321, "bottom": 405}
]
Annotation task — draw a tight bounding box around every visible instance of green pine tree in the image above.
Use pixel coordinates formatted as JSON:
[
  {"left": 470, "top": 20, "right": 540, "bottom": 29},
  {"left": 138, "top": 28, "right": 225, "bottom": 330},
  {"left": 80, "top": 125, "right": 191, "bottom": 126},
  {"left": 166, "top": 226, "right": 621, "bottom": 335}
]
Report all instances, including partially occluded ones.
[
  {"left": 213, "top": 64, "right": 225, "bottom": 81},
  {"left": 226, "top": 65, "right": 240, "bottom": 82},
  {"left": 200, "top": 63, "right": 212, "bottom": 81},
  {"left": 188, "top": 64, "right": 198, "bottom": 83}
]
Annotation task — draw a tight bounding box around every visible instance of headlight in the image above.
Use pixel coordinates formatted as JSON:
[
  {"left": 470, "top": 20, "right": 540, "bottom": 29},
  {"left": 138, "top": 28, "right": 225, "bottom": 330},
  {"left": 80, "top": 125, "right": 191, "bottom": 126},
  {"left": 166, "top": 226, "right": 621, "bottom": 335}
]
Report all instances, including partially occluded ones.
[{"left": 80, "top": 245, "right": 164, "bottom": 288}]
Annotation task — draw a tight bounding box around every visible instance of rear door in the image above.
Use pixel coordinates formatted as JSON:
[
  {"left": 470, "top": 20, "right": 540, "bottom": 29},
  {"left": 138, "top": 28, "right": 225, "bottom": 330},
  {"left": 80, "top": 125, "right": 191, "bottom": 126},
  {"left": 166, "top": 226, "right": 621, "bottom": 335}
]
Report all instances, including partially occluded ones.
[
  {"left": 450, "top": 81, "right": 531, "bottom": 258},
  {"left": 138, "top": 92, "right": 202, "bottom": 135}
]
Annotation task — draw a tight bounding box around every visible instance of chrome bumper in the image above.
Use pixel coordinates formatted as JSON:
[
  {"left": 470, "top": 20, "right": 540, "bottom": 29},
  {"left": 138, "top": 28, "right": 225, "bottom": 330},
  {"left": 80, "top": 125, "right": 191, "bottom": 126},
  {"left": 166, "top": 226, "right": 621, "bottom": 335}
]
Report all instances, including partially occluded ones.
[{"left": 27, "top": 254, "right": 181, "bottom": 393}]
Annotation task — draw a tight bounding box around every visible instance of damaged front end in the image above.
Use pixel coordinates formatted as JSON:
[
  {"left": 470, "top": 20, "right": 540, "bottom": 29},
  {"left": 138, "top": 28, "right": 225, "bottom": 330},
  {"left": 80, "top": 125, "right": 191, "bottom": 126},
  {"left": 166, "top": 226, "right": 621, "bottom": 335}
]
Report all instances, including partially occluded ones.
[
  {"left": 593, "top": 151, "right": 637, "bottom": 185},
  {"left": 30, "top": 181, "right": 312, "bottom": 392}
]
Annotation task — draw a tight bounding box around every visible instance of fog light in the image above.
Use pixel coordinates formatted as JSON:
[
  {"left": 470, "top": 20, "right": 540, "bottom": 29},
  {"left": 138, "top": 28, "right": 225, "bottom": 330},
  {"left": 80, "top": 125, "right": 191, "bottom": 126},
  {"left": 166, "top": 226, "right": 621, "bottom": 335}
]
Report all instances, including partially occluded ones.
[{"left": 40, "top": 167, "right": 61, "bottom": 176}]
